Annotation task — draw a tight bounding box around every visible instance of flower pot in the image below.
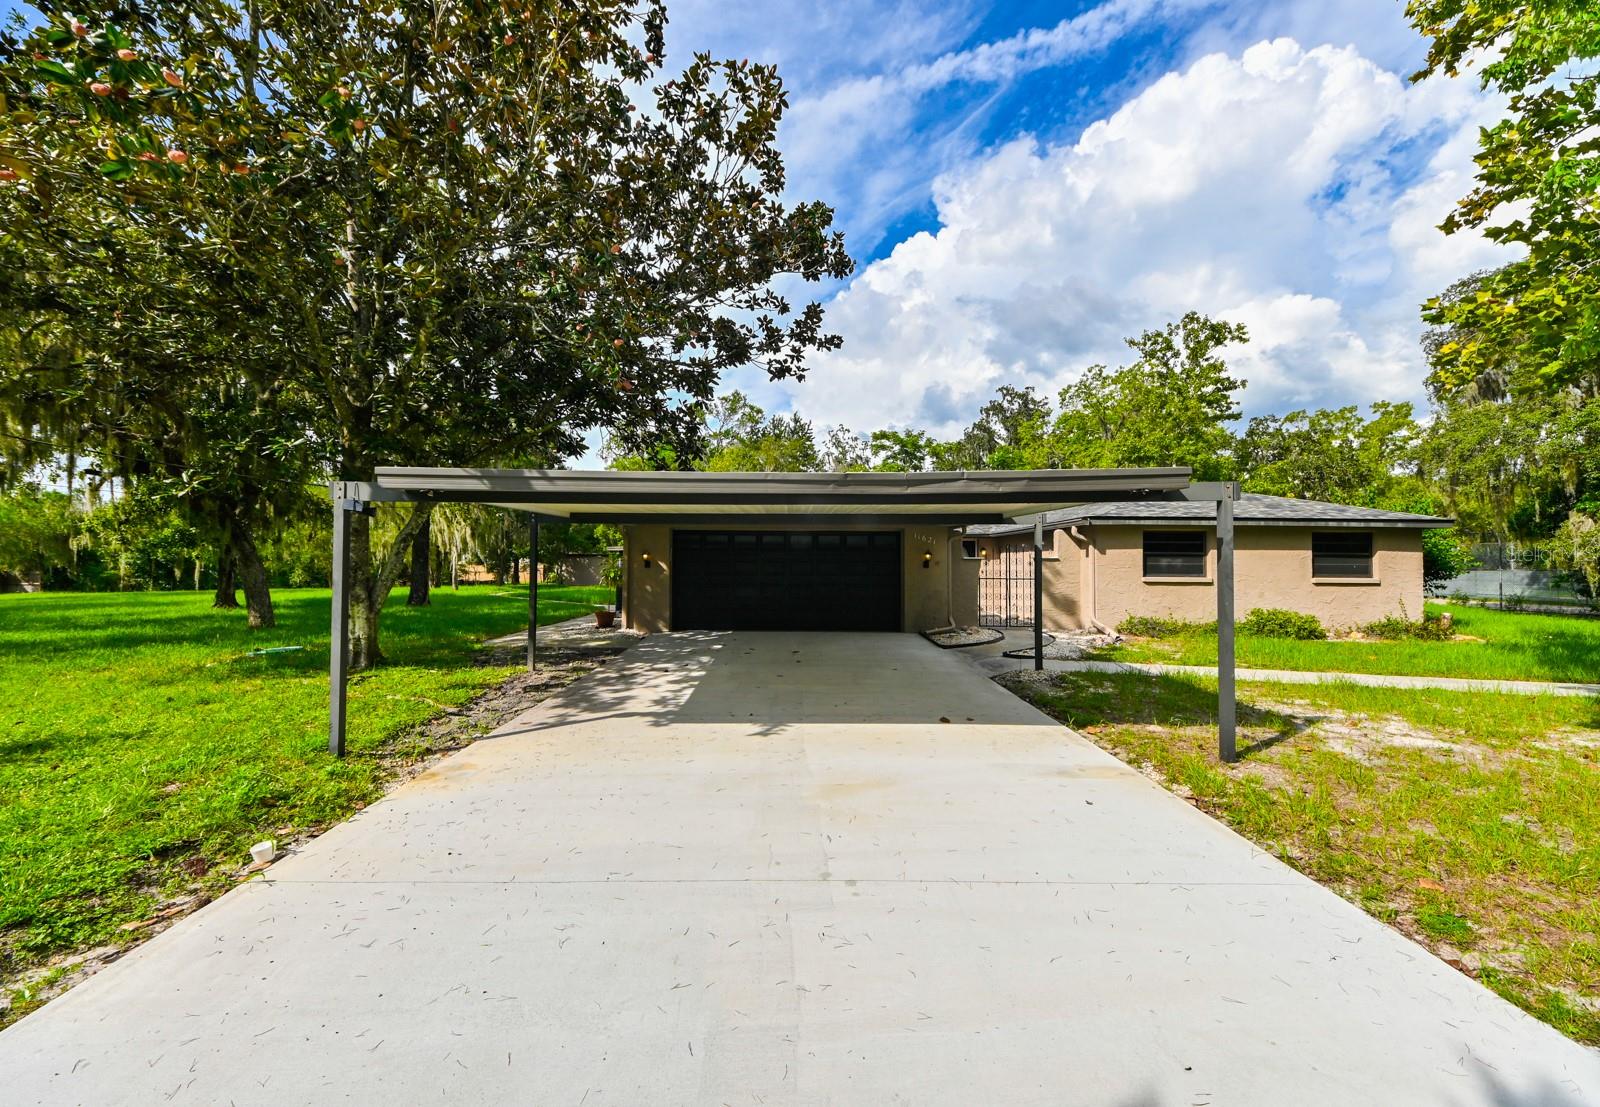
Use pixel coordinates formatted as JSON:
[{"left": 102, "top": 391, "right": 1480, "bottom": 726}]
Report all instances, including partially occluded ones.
[{"left": 594, "top": 608, "right": 617, "bottom": 629}]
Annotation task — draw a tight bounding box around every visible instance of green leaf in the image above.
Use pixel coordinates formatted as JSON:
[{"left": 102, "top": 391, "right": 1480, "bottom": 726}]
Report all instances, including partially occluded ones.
[{"left": 31, "top": 59, "right": 78, "bottom": 84}]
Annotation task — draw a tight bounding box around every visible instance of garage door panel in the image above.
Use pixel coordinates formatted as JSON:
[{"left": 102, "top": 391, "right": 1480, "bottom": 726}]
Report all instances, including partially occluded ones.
[{"left": 672, "top": 530, "right": 901, "bottom": 631}]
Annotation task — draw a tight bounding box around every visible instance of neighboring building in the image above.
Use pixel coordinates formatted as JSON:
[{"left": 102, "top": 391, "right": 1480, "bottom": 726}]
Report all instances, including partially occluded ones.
[
  {"left": 0, "top": 570, "right": 42, "bottom": 593},
  {"left": 965, "top": 494, "right": 1451, "bottom": 632},
  {"left": 540, "top": 552, "right": 609, "bottom": 587}
]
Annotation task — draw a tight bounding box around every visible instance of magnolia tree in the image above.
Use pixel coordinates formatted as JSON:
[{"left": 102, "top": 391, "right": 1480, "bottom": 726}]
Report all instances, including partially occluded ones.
[
  {"left": 1409, "top": 1, "right": 1600, "bottom": 397},
  {"left": 0, "top": 0, "right": 851, "bottom": 665}
]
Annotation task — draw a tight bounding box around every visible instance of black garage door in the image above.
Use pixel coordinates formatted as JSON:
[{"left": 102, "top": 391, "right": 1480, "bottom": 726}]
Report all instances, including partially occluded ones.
[{"left": 672, "top": 531, "right": 901, "bottom": 631}]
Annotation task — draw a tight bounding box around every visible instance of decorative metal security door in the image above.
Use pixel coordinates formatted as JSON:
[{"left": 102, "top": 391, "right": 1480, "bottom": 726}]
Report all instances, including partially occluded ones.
[{"left": 978, "top": 539, "right": 1035, "bottom": 627}]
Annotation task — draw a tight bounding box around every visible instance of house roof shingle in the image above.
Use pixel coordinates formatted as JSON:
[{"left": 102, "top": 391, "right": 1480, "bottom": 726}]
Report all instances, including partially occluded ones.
[{"left": 965, "top": 492, "right": 1451, "bottom": 536}]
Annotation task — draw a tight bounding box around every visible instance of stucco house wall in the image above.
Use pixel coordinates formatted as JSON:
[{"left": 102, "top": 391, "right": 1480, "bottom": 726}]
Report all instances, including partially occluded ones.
[
  {"left": 983, "top": 523, "right": 1423, "bottom": 632},
  {"left": 1086, "top": 524, "right": 1423, "bottom": 630},
  {"left": 622, "top": 523, "right": 673, "bottom": 632},
  {"left": 622, "top": 523, "right": 966, "bottom": 634},
  {"left": 950, "top": 552, "right": 980, "bottom": 627},
  {"left": 973, "top": 522, "right": 1426, "bottom": 632}
]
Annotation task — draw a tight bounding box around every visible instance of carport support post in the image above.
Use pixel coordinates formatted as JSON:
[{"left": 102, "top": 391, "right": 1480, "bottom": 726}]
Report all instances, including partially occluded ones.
[
  {"left": 328, "top": 497, "right": 355, "bottom": 758},
  {"left": 1033, "top": 517, "right": 1044, "bottom": 671},
  {"left": 1217, "top": 485, "right": 1238, "bottom": 762},
  {"left": 527, "top": 514, "right": 538, "bottom": 672}
]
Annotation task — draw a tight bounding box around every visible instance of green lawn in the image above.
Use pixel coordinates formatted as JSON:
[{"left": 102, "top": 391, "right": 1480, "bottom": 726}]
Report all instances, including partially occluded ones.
[
  {"left": 1099, "top": 603, "right": 1600, "bottom": 683},
  {"left": 0, "top": 583, "right": 610, "bottom": 1007},
  {"left": 1005, "top": 668, "right": 1600, "bottom": 1045}
]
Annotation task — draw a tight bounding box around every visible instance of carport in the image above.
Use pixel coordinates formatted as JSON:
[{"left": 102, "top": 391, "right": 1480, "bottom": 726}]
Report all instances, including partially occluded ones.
[{"left": 328, "top": 467, "right": 1243, "bottom": 758}]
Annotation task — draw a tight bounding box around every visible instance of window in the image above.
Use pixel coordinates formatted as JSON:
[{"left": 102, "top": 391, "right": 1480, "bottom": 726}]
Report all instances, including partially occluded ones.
[
  {"left": 961, "top": 539, "right": 978, "bottom": 559},
  {"left": 1312, "top": 531, "right": 1373, "bottom": 578},
  {"left": 1142, "top": 531, "right": 1206, "bottom": 578}
]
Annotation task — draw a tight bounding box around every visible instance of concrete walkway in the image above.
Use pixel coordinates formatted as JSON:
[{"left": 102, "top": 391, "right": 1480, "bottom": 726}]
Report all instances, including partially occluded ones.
[
  {"left": 968, "top": 654, "right": 1600, "bottom": 696},
  {"left": 4, "top": 633, "right": 1597, "bottom": 1105}
]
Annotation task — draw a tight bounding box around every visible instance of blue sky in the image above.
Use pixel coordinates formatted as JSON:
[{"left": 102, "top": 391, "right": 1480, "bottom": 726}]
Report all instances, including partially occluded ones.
[{"left": 662, "top": 0, "right": 1514, "bottom": 441}]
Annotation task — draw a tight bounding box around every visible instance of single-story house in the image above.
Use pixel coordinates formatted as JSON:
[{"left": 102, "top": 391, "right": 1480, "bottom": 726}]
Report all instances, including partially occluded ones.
[
  {"left": 329, "top": 466, "right": 1261, "bottom": 760},
  {"left": 964, "top": 493, "right": 1450, "bottom": 632}
]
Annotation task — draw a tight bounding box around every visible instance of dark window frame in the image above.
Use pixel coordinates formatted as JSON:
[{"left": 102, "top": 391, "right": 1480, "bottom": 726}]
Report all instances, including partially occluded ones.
[
  {"left": 1142, "top": 530, "right": 1208, "bottom": 578},
  {"left": 1311, "top": 531, "right": 1374, "bottom": 579}
]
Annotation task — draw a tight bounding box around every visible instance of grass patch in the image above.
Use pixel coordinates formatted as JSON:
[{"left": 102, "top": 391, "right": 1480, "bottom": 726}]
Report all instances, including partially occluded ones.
[
  {"left": 1101, "top": 602, "right": 1600, "bottom": 683},
  {"left": 0, "top": 583, "right": 610, "bottom": 1006},
  {"left": 1004, "top": 668, "right": 1600, "bottom": 1045}
]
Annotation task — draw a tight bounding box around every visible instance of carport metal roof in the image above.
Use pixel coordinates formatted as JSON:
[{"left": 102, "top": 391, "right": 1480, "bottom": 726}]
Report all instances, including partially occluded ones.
[
  {"left": 337, "top": 465, "right": 1210, "bottom": 523},
  {"left": 328, "top": 467, "right": 1243, "bottom": 762}
]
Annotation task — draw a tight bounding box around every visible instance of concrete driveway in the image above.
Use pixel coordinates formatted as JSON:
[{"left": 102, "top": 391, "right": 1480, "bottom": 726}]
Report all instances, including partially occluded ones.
[{"left": 5, "top": 632, "right": 1597, "bottom": 1105}]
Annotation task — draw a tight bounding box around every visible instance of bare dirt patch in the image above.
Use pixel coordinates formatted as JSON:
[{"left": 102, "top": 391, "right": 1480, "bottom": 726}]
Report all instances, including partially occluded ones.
[{"left": 1314, "top": 719, "right": 1466, "bottom": 762}]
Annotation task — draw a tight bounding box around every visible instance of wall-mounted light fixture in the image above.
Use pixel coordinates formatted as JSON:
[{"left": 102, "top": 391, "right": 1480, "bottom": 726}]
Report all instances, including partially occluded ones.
[
  {"left": 922, "top": 550, "right": 933, "bottom": 569},
  {"left": 641, "top": 551, "right": 653, "bottom": 569},
  {"left": 979, "top": 547, "right": 989, "bottom": 558}
]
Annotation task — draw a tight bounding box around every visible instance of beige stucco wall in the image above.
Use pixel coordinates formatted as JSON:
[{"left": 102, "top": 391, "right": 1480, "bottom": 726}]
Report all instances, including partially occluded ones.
[
  {"left": 622, "top": 524, "right": 673, "bottom": 632},
  {"left": 621, "top": 523, "right": 964, "bottom": 634},
  {"left": 1087, "top": 524, "right": 1425, "bottom": 631},
  {"left": 951, "top": 549, "right": 980, "bottom": 627},
  {"left": 902, "top": 523, "right": 959, "bottom": 631}
]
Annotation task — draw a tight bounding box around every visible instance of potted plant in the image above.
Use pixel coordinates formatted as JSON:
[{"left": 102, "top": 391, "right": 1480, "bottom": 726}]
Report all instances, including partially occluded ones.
[{"left": 594, "top": 604, "right": 617, "bottom": 629}]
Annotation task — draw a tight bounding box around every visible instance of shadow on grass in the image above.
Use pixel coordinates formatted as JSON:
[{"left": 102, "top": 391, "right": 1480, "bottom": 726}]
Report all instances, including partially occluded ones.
[
  {"left": 0, "top": 725, "right": 155, "bottom": 764},
  {"left": 1491, "top": 628, "right": 1600, "bottom": 688},
  {"left": 1019, "top": 669, "right": 1313, "bottom": 761},
  {"left": 0, "top": 586, "right": 608, "bottom": 669}
]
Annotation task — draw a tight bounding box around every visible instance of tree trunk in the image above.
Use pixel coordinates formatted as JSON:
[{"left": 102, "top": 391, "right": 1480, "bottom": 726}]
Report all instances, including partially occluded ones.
[
  {"left": 406, "top": 518, "right": 432, "bottom": 606},
  {"left": 349, "top": 509, "right": 381, "bottom": 670},
  {"left": 349, "top": 502, "right": 433, "bottom": 671},
  {"left": 213, "top": 552, "right": 240, "bottom": 609},
  {"left": 228, "top": 523, "right": 276, "bottom": 629}
]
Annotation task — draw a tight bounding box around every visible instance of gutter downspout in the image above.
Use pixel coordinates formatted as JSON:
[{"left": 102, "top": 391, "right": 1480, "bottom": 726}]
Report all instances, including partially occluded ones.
[
  {"left": 1070, "top": 524, "right": 1113, "bottom": 635},
  {"left": 927, "top": 527, "right": 964, "bottom": 634}
]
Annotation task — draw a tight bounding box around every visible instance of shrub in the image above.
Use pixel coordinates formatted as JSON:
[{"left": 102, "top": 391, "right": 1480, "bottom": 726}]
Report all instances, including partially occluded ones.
[
  {"left": 1364, "top": 613, "right": 1409, "bottom": 640},
  {"left": 1116, "top": 614, "right": 1215, "bottom": 637},
  {"left": 1413, "top": 613, "right": 1456, "bottom": 640},
  {"left": 1240, "top": 608, "right": 1326, "bottom": 640},
  {"left": 1422, "top": 527, "right": 1478, "bottom": 595},
  {"left": 1364, "top": 608, "right": 1455, "bottom": 641}
]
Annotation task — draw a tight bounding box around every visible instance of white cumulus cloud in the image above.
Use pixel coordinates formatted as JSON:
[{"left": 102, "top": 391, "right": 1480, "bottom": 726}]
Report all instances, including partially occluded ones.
[{"left": 773, "top": 37, "right": 1516, "bottom": 438}]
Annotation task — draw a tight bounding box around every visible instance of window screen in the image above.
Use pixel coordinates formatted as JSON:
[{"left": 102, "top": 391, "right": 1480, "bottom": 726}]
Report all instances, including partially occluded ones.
[
  {"left": 1142, "top": 531, "right": 1206, "bottom": 577},
  {"left": 1312, "top": 532, "right": 1373, "bottom": 578}
]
